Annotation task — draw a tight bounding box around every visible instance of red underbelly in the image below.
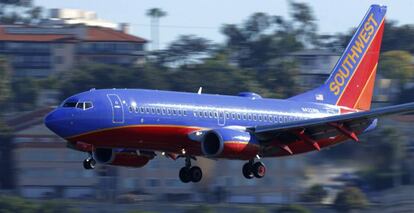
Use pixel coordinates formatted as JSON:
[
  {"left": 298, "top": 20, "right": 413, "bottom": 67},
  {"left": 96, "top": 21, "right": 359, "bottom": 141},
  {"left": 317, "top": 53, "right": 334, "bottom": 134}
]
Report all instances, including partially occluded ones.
[{"left": 67, "top": 125, "right": 204, "bottom": 155}]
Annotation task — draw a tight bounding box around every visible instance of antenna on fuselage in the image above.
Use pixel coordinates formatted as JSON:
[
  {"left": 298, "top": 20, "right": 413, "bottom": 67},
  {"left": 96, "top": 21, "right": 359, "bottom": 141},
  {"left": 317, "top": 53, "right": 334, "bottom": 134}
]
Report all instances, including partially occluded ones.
[{"left": 197, "top": 87, "right": 203, "bottom": 95}]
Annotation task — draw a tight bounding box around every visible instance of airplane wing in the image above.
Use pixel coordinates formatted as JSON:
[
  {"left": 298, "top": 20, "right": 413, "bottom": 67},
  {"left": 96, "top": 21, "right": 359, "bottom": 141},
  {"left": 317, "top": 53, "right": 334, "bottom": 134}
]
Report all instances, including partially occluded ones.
[{"left": 248, "top": 102, "right": 414, "bottom": 153}]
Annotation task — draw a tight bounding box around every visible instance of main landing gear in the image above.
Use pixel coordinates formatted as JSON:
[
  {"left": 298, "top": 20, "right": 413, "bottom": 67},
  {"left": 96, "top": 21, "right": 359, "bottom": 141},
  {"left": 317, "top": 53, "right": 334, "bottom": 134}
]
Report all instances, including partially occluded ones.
[
  {"left": 83, "top": 154, "right": 96, "bottom": 170},
  {"left": 179, "top": 156, "right": 202, "bottom": 183},
  {"left": 242, "top": 160, "right": 266, "bottom": 179}
]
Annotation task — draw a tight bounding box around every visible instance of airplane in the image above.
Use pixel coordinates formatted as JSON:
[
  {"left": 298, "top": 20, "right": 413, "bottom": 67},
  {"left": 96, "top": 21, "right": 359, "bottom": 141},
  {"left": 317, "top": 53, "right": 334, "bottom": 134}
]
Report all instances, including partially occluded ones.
[{"left": 45, "top": 4, "right": 414, "bottom": 183}]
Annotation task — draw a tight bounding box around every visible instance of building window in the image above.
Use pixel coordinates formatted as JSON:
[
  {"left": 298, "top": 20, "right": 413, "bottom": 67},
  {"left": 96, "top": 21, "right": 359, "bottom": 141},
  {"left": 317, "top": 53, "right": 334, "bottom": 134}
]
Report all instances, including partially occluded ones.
[{"left": 55, "top": 56, "right": 63, "bottom": 65}]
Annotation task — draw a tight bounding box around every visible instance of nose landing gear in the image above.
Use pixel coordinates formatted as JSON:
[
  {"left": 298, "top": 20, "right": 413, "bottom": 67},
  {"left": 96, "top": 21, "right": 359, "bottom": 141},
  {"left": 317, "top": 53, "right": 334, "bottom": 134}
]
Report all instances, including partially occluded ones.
[
  {"left": 242, "top": 160, "right": 266, "bottom": 179},
  {"left": 179, "top": 156, "right": 202, "bottom": 183}
]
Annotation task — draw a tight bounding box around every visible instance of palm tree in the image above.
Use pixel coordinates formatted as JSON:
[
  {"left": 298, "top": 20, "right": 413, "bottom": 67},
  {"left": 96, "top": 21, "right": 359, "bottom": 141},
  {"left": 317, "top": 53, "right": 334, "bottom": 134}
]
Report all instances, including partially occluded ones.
[{"left": 146, "top": 8, "right": 167, "bottom": 50}]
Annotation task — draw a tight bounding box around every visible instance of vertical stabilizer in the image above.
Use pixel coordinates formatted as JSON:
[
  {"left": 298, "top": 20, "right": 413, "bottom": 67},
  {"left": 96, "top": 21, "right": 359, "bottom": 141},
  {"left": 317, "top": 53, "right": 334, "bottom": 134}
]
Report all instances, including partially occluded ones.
[{"left": 289, "top": 5, "right": 387, "bottom": 110}]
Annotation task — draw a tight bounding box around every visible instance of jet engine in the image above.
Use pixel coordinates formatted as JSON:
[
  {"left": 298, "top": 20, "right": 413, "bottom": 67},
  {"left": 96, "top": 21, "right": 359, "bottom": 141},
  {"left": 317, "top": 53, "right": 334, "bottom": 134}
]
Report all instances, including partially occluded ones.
[
  {"left": 93, "top": 148, "right": 150, "bottom": 168},
  {"left": 201, "top": 128, "right": 259, "bottom": 160}
]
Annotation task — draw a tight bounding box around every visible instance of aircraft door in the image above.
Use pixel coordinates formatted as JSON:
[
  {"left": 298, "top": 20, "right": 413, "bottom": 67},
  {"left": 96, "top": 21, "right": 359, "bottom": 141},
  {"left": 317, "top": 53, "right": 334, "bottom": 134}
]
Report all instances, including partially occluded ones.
[
  {"left": 218, "top": 110, "right": 225, "bottom": 126},
  {"left": 107, "top": 94, "right": 124, "bottom": 123}
]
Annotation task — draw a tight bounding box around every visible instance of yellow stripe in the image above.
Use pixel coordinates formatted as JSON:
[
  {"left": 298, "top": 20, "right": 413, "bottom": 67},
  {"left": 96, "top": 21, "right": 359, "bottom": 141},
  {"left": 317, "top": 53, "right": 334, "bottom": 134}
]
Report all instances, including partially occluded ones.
[
  {"left": 335, "top": 18, "right": 385, "bottom": 105},
  {"left": 224, "top": 141, "right": 260, "bottom": 147}
]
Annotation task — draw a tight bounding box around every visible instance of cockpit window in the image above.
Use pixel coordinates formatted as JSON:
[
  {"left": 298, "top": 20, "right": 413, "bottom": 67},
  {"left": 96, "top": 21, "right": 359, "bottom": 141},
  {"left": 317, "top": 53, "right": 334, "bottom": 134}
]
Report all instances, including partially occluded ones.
[
  {"left": 62, "top": 102, "right": 77, "bottom": 108},
  {"left": 76, "top": 102, "right": 84, "bottom": 109},
  {"left": 76, "top": 101, "right": 93, "bottom": 110}
]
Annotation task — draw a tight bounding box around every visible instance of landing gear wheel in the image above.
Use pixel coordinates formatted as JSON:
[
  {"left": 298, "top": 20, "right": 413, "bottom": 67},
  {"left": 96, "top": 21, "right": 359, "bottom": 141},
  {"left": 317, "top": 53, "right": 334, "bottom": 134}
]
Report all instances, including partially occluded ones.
[
  {"left": 83, "top": 157, "right": 96, "bottom": 170},
  {"left": 252, "top": 162, "right": 266, "bottom": 178},
  {"left": 179, "top": 167, "right": 191, "bottom": 183},
  {"left": 189, "top": 166, "right": 202, "bottom": 183},
  {"left": 242, "top": 162, "right": 254, "bottom": 179}
]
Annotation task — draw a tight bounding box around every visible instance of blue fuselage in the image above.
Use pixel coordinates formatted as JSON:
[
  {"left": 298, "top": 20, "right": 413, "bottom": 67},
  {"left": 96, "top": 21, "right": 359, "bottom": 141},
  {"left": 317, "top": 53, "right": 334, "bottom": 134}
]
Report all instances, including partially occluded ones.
[{"left": 46, "top": 89, "right": 344, "bottom": 140}]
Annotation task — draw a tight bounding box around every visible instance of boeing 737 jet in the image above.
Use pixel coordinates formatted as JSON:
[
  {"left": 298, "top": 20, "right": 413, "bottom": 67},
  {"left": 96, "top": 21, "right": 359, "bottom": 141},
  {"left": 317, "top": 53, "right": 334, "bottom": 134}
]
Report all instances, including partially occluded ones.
[{"left": 45, "top": 5, "right": 414, "bottom": 183}]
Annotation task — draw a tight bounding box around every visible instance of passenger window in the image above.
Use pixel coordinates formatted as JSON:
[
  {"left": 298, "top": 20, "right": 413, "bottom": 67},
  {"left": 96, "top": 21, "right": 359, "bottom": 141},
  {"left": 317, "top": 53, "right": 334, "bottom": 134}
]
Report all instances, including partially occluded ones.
[
  {"left": 204, "top": 112, "right": 208, "bottom": 117},
  {"left": 173, "top": 109, "right": 177, "bottom": 115},
  {"left": 253, "top": 115, "right": 257, "bottom": 121},
  {"left": 178, "top": 110, "right": 182, "bottom": 116},
  {"left": 183, "top": 110, "right": 187, "bottom": 116},
  {"left": 242, "top": 114, "right": 247, "bottom": 120},
  {"left": 214, "top": 112, "right": 218, "bottom": 118},
  {"left": 237, "top": 114, "right": 241, "bottom": 120},
  {"left": 264, "top": 115, "right": 268, "bottom": 122},
  {"left": 151, "top": 108, "right": 156, "bottom": 114},
  {"left": 248, "top": 114, "right": 252, "bottom": 120},
  {"left": 209, "top": 111, "right": 213, "bottom": 118},
  {"left": 167, "top": 109, "right": 171, "bottom": 115},
  {"left": 232, "top": 113, "right": 235, "bottom": 119},
  {"left": 226, "top": 113, "right": 230, "bottom": 119},
  {"left": 128, "top": 106, "right": 133, "bottom": 112},
  {"left": 140, "top": 107, "right": 145, "bottom": 113},
  {"left": 156, "top": 108, "right": 161, "bottom": 114},
  {"left": 146, "top": 108, "right": 150, "bottom": 113},
  {"left": 162, "top": 108, "right": 166, "bottom": 115}
]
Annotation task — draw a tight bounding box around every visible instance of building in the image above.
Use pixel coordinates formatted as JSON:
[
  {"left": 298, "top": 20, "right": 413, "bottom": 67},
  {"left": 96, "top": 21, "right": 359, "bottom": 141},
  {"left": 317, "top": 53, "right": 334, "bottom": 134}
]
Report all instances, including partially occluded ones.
[
  {"left": 8, "top": 107, "right": 307, "bottom": 202},
  {"left": 287, "top": 49, "right": 340, "bottom": 92},
  {"left": 0, "top": 9, "right": 147, "bottom": 78},
  {"left": 45, "top": 9, "right": 118, "bottom": 29}
]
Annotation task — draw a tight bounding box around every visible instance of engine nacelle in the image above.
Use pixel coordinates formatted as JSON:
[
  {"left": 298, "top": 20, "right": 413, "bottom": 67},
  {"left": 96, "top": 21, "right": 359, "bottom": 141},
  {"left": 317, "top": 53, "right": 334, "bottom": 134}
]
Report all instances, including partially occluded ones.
[
  {"left": 93, "top": 148, "right": 150, "bottom": 168},
  {"left": 201, "top": 128, "right": 259, "bottom": 160}
]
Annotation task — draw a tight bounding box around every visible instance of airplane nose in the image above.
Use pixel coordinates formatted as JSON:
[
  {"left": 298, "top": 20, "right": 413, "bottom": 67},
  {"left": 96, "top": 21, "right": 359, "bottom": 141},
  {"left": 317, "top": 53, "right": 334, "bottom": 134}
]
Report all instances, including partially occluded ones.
[
  {"left": 44, "top": 109, "right": 67, "bottom": 136},
  {"left": 44, "top": 110, "right": 57, "bottom": 131}
]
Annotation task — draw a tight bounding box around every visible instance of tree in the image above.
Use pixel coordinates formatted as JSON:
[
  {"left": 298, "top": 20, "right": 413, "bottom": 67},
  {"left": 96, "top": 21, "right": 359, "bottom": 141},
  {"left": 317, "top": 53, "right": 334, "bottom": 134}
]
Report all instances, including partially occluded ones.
[
  {"left": 11, "top": 78, "right": 39, "bottom": 111},
  {"left": 184, "top": 205, "right": 215, "bottom": 213},
  {"left": 154, "top": 35, "right": 217, "bottom": 67},
  {"left": 358, "top": 127, "right": 405, "bottom": 190},
  {"left": 57, "top": 63, "right": 172, "bottom": 99},
  {"left": 168, "top": 54, "right": 264, "bottom": 96},
  {"left": 300, "top": 184, "right": 328, "bottom": 203},
  {"left": 0, "top": 195, "right": 38, "bottom": 213},
  {"left": 274, "top": 205, "right": 310, "bottom": 213},
  {"left": 0, "top": 57, "right": 11, "bottom": 110},
  {"left": 379, "top": 50, "right": 414, "bottom": 90},
  {"left": 331, "top": 21, "right": 414, "bottom": 54},
  {"left": 333, "top": 187, "right": 369, "bottom": 213},
  {"left": 0, "top": 196, "right": 80, "bottom": 213},
  {"left": 289, "top": 1, "right": 319, "bottom": 47},
  {"left": 0, "top": 0, "right": 45, "bottom": 24}
]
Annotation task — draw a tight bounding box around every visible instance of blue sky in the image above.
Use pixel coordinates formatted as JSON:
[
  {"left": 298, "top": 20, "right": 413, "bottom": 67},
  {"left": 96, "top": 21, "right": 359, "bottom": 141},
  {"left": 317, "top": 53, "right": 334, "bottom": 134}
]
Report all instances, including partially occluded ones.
[{"left": 35, "top": 0, "right": 414, "bottom": 48}]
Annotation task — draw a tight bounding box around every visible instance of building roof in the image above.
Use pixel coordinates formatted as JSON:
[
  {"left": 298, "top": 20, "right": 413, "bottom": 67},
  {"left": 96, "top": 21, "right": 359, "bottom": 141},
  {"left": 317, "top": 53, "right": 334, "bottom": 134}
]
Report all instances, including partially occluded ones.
[
  {"left": 0, "top": 25, "right": 147, "bottom": 43},
  {"left": 0, "top": 27, "right": 74, "bottom": 42},
  {"left": 85, "top": 26, "right": 147, "bottom": 43}
]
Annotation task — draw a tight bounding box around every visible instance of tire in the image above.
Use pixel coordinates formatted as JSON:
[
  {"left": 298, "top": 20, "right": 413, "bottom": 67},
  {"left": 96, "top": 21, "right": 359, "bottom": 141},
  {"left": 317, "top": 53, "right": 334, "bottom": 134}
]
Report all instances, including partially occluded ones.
[
  {"left": 89, "top": 158, "right": 96, "bottom": 169},
  {"left": 179, "top": 167, "right": 191, "bottom": 183},
  {"left": 242, "top": 163, "right": 254, "bottom": 179},
  {"left": 190, "top": 166, "right": 202, "bottom": 183},
  {"left": 83, "top": 158, "right": 96, "bottom": 170},
  {"left": 252, "top": 162, "right": 266, "bottom": 178}
]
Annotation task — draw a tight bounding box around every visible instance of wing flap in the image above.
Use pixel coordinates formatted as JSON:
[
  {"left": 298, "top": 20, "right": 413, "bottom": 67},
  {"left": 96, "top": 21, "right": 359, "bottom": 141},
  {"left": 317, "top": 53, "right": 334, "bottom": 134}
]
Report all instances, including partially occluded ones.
[{"left": 250, "top": 103, "right": 414, "bottom": 140}]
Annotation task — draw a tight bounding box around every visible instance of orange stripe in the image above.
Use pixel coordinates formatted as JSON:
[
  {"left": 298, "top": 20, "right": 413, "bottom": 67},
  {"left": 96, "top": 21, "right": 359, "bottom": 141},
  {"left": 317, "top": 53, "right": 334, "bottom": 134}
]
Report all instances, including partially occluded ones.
[{"left": 352, "top": 63, "right": 378, "bottom": 109}]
